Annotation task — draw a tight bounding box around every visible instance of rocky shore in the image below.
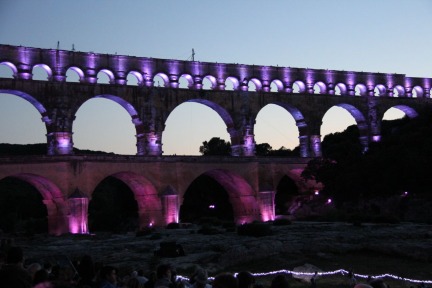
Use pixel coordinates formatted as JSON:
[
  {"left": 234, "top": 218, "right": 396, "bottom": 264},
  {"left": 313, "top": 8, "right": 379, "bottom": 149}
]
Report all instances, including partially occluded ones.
[{"left": 4, "top": 222, "right": 432, "bottom": 286}]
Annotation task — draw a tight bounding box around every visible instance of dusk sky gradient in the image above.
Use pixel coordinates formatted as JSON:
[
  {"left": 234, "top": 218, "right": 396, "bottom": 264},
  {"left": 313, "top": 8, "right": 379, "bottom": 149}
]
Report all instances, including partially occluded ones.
[{"left": 1, "top": 0, "right": 431, "bottom": 155}]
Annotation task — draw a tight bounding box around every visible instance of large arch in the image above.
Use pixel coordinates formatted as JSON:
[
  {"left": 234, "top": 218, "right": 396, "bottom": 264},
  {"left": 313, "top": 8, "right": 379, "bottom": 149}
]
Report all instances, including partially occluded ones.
[
  {"left": 200, "top": 169, "right": 260, "bottom": 224},
  {"left": 162, "top": 99, "right": 234, "bottom": 155},
  {"left": 73, "top": 95, "right": 141, "bottom": 154},
  {"left": 0, "top": 173, "right": 68, "bottom": 235},
  {"left": 322, "top": 103, "right": 368, "bottom": 151},
  {"left": 110, "top": 171, "right": 164, "bottom": 227}
]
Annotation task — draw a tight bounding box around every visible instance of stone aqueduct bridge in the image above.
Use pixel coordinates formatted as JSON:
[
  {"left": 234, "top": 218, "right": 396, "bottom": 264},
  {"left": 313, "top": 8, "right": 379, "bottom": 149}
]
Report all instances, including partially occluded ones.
[
  {"left": 1, "top": 44, "right": 432, "bottom": 234},
  {"left": 0, "top": 155, "right": 310, "bottom": 235}
]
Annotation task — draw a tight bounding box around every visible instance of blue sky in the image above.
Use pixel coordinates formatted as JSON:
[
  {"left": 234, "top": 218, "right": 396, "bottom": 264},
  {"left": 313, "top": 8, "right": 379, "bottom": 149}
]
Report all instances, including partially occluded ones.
[{"left": 0, "top": 0, "right": 431, "bottom": 155}]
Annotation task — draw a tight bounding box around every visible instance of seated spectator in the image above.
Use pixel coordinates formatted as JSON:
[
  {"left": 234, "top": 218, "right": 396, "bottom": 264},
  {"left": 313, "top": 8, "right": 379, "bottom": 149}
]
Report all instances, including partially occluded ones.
[
  {"left": 213, "top": 273, "right": 238, "bottom": 288},
  {"left": 0, "top": 246, "right": 32, "bottom": 288},
  {"left": 33, "top": 269, "right": 49, "bottom": 286},
  {"left": 154, "top": 264, "right": 175, "bottom": 288},
  {"left": 190, "top": 268, "right": 210, "bottom": 288},
  {"left": 369, "top": 279, "right": 388, "bottom": 288},
  {"left": 98, "top": 265, "right": 118, "bottom": 288}
]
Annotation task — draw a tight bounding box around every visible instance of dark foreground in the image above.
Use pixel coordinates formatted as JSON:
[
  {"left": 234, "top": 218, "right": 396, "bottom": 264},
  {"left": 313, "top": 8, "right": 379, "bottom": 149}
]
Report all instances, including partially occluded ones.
[{"left": 4, "top": 222, "right": 432, "bottom": 288}]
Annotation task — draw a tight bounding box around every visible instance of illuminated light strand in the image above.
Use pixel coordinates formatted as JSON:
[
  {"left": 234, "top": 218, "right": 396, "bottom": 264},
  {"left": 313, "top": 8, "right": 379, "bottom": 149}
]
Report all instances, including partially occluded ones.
[{"left": 178, "top": 269, "right": 432, "bottom": 284}]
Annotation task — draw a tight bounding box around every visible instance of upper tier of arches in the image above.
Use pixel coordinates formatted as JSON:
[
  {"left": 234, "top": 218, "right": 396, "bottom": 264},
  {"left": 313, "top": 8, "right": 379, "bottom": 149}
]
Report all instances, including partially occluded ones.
[{"left": 1, "top": 44, "right": 431, "bottom": 98}]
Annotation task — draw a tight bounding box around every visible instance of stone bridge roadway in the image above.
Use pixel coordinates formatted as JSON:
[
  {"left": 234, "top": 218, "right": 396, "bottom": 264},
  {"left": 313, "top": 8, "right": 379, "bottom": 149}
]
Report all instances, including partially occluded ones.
[{"left": 0, "top": 155, "right": 312, "bottom": 235}]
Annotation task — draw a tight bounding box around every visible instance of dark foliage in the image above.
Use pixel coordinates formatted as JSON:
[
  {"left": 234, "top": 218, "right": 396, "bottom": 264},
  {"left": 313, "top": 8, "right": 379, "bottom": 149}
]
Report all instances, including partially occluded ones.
[
  {"left": 302, "top": 109, "right": 432, "bottom": 212},
  {"left": 199, "top": 137, "right": 231, "bottom": 155},
  {"left": 0, "top": 143, "right": 114, "bottom": 156}
]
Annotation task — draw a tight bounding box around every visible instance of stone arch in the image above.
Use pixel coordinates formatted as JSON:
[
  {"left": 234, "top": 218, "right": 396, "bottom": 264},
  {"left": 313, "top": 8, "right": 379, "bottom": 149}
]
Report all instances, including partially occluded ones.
[
  {"left": 270, "top": 79, "right": 283, "bottom": 92},
  {"left": 326, "top": 103, "right": 369, "bottom": 151},
  {"left": 313, "top": 81, "right": 326, "bottom": 94},
  {"left": 412, "top": 86, "right": 423, "bottom": 98},
  {"left": 248, "top": 78, "right": 262, "bottom": 91},
  {"left": 154, "top": 72, "right": 169, "bottom": 87},
  {"left": 97, "top": 69, "right": 114, "bottom": 84},
  {"left": 109, "top": 172, "right": 164, "bottom": 227},
  {"left": 293, "top": 80, "right": 306, "bottom": 93},
  {"left": 66, "top": 66, "right": 84, "bottom": 82},
  {"left": 335, "top": 83, "right": 347, "bottom": 95},
  {"left": 32, "top": 64, "right": 52, "bottom": 81},
  {"left": 385, "top": 105, "right": 418, "bottom": 119},
  {"left": 225, "top": 76, "right": 239, "bottom": 91},
  {"left": 179, "top": 74, "right": 193, "bottom": 89},
  {"left": 264, "top": 102, "right": 307, "bottom": 156},
  {"left": 203, "top": 75, "right": 216, "bottom": 90},
  {"left": 355, "top": 84, "right": 367, "bottom": 96},
  {"left": 74, "top": 95, "right": 143, "bottom": 153},
  {"left": 126, "top": 71, "right": 143, "bottom": 86},
  {"left": 374, "top": 84, "right": 387, "bottom": 96},
  {"left": 0, "top": 61, "right": 17, "bottom": 77},
  {"left": 200, "top": 169, "right": 260, "bottom": 224},
  {"left": 0, "top": 89, "right": 49, "bottom": 122},
  {"left": 275, "top": 174, "right": 300, "bottom": 216},
  {"left": 393, "top": 85, "right": 405, "bottom": 97},
  {"left": 0, "top": 173, "right": 68, "bottom": 235}
]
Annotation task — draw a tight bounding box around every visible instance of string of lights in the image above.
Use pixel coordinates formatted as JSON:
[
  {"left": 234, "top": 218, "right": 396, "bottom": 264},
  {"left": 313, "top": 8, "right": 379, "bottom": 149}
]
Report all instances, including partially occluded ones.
[{"left": 179, "top": 269, "right": 432, "bottom": 285}]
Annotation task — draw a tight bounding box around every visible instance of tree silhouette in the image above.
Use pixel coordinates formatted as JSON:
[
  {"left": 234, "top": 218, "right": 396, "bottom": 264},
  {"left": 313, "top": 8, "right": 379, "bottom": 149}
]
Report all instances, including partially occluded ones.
[{"left": 199, "top": 137, "right": 231, "bottom": 155}]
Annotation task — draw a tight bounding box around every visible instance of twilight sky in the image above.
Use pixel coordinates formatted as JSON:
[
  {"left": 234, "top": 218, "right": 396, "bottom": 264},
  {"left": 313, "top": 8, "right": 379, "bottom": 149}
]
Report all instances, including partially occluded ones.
[{"left": 0, "top": 0, "right": 431, "bottom": 155}]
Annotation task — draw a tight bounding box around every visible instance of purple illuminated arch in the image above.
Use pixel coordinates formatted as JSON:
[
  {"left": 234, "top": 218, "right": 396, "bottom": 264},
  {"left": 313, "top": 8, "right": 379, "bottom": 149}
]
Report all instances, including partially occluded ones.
[
  {"left": 355, "top": 84, "right": 367, "bottom": 96},
  {"left": 32, "top": 64, "right": 52, "bottom": 81},
  {"left": 154, "top": 73, "right": 169, "bottom": 87},
  {"left": 412, "top": 86, "right": 423, "bottom": 98},
  {"left": 248, "top": 78, "right": 262, "bottom": 91},
  {"left": 335, "top": 83, "right": 347, "bottom": 95},
  {"left": 179, "top": 74, "right": 193, "bottom": 89},
  {"left": 313, "top": 81, "right": 326, "bottom": 94},
  {"left": 66, "top": 66, "right": 84, "bottom": 82},
  {"left": 374, "top": 84, "right": 387, "bottom": 96},
  {"left": 225, "top": 76, "right": 239, "bottom": 90},
  {"left": 270, "top": 79, "right": 284, "bottom": 92},
  {"left": 293, "top": 80, "right": 306, "bottom": 93},
  {"left": 91, "top": 94, "right": 140, "bottom": 119},
  {"left": 0, "top": 61, "right": 18, "bottom": 77},
  {"left": 201, "top": 169, "right": 260, "bottom": 224},
  {"left": 109, "top": 171, "right": 164, "bottom": 226},
  {"left": 97, "top": 69, "right": 115, "bottom": 84},
  {"left": 2, "top": 173, "right": 68, "bottom": 235},
  {"left": 266, "top": 102, "right": 305, "bottom": 126},
  {"left": 393, "top": 85, "right": 405, "bottom": 97},
  {"left": 387, "top": 105, "right": 418, "bottom": 119},
  {"left": 127, "top": 71, "right": 144, "bottom": 85},
  {"left": 0, "top": 89, "right": 49, "bottom": 122},
  {"left": 203, "top": 75, "right": 217, "bottom": 90}
]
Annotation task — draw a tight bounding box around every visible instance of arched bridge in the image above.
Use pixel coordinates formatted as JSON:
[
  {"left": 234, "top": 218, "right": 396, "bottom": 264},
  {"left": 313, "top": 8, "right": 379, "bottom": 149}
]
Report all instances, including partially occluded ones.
[
  {"left": 0, "top": 155, "right": 312, "bottom": 235},
  {"left": 1, "top": 44, "right": 432, "bottom": 157}
]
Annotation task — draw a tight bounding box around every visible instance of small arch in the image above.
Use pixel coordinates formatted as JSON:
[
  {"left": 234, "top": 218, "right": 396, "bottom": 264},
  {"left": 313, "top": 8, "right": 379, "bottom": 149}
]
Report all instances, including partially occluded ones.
[
  {"left": 0, "top": 62, "right": 17, "bottom": 78},
  {"left": 335, "top": 83, "right": 347, "bottom": 95},
  {"left": 355, "top": 84, "right": 367, "bottom": 96},
  {"left": 393, "top": 85, "right": 405, "bottom": 98},
  {"left": 179, "top": 74, "right": 193, "bottom": 89},
  {"left": 96, "top": 69, "right": 114, "bottom": 84},
  {"left": 153, "top": 73, "right": 169, "bottom": 87},
  {"left": 385, "top": 105, "right": 418, "bottom": 119},
  {"left": 313, "top": 81, "right": 326, "bottom": 94},
  {"left": 270, "top": 80, "right": 283, "bottom": 92},
  {"left": 32, "top": 64, "right": 52, "bottom": 81},
  {"left": 203, "top": 75, "right": 216, "bottom": 90},
  {"left": 126, "top": 71, "right": 143, "bottom": 86},
  {"left": 412, "top": 86, "right": 423, "bottom": 98},
  {"left": 374, "top": 84, "right": 387, "bottom": 96},
  {"left": 275, "top": 175, "right": 299, "bottom": 216},
  {"left": 225, "top": 76, "right": 239, "bottom": 91},
  {"left": 66, "top": 67, "right": 84, "bottom": 82},
  {"left": 248, "top": 78, "right": 262, "bottom": 91},
  {"left": 292, "top": 81, "right": 305, "bottom": 93}
]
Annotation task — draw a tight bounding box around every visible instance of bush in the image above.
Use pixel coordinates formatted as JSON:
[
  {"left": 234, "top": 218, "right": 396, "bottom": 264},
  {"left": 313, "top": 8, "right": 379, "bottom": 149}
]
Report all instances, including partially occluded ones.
[{"left": 237, "top": 222, "right": 272, "bottom": 237}]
